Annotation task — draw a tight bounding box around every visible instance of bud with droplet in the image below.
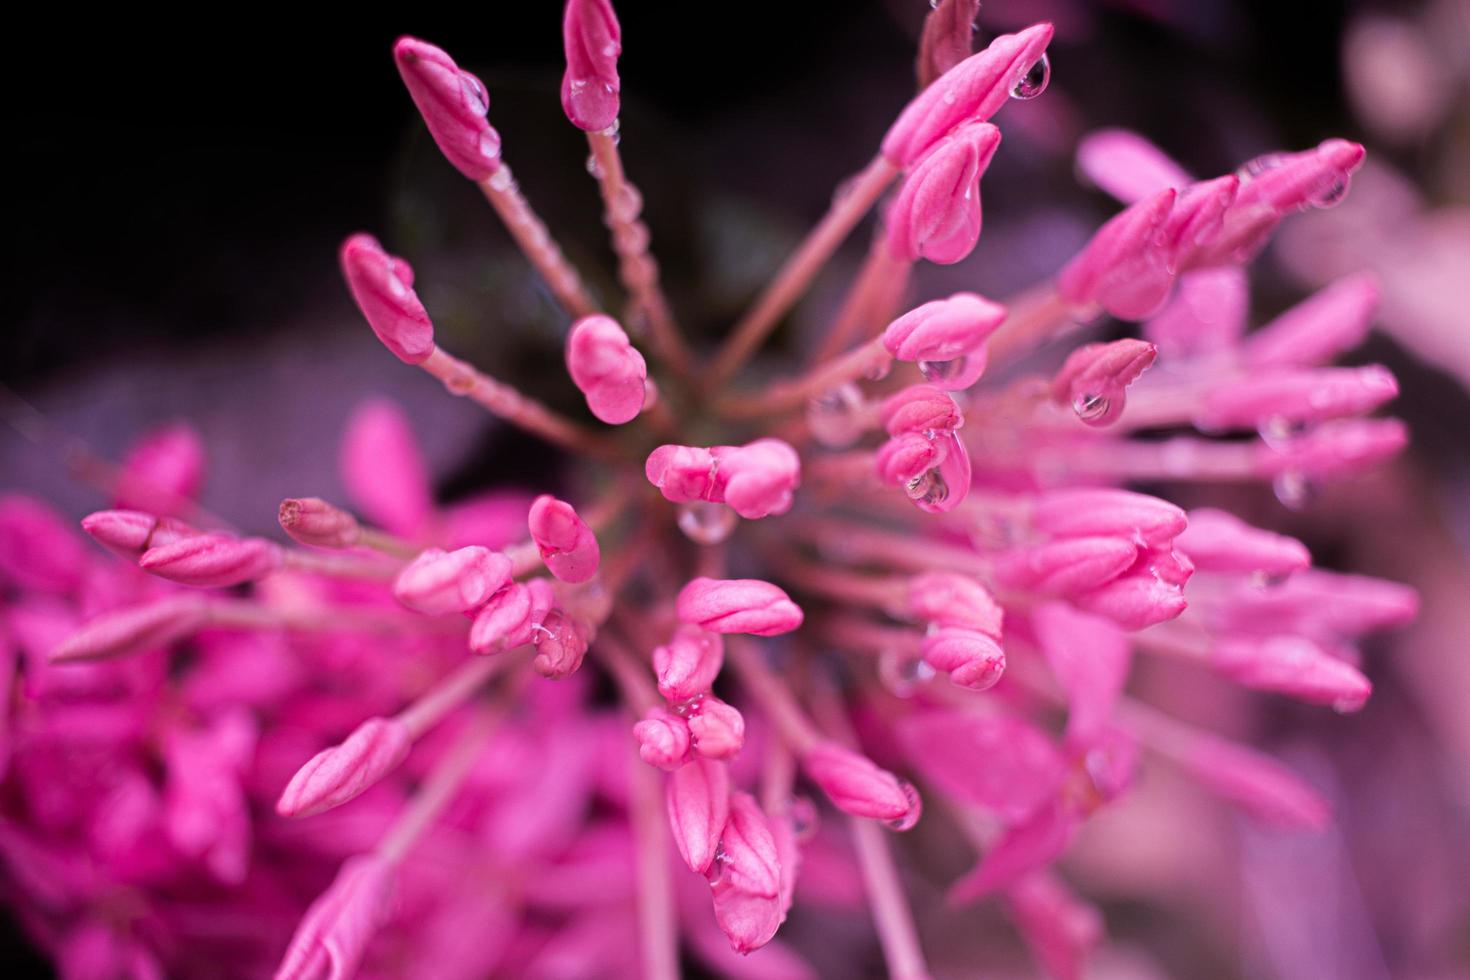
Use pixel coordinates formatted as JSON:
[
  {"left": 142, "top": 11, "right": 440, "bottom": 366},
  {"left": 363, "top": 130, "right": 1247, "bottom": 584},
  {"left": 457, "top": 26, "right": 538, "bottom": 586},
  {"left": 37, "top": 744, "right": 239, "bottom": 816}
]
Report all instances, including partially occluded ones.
[
  {"left": 532, "top": 609, "right": 590, "bottom": 678},
  {"left": 1049, "top": 339, "right": 1157, "bottom": 427},
  {"left": 881, "top": 292, "right": 1007, "bottom": 391},
  {"left": 886, "top": 122, "right": 1001, "bottom": 265},
  {"left": 470, "top": 580, "right": 556, "bottom": 654},
  {"left": 880, "top": 384, "right": 963, "bottom": 436},
  {"left": 340, "top": 234, "right": 436, "bottom": 365},
  {"left": 560, "top": 0, "right": 621, "bottom": 132},
  {"left": 675, "top": 578, "right": 804, "bottom": 636},
  {"left": 1210, "top": 635, "right": 1372, "bottom": 710},
  {"left": 394, "top": 37, "right": 502, "bottom": 180}
]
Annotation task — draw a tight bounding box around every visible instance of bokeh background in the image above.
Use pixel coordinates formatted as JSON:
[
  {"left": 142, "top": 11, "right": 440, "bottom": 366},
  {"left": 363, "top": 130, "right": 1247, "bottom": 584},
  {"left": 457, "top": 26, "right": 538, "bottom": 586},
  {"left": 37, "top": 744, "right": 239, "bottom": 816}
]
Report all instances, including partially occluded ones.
[{"left": 6, "top": 1, "right": 1470, "bottom": 976}]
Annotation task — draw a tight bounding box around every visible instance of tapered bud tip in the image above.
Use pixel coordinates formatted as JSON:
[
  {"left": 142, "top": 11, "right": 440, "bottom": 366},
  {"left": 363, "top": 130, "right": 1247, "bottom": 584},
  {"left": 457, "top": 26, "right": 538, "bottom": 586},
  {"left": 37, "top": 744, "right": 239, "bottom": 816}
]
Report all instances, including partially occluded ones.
[
  {"left": 687, "top": 696, "right": 745, "bottom": 760},
  {"left": 51, "top": 595, "right": 210, "bottom": 663},
  {"left": 561, "top": 0, "right": 622, "bottom": 131},
  {"left": 340, "top": 234, "right": 435, "bottom": 365},
  {"left": 528, "top": 495, "right": 601, "bottom": 583},
  {"left": 666, "top": 757, "right": 730, "bottom": 875},
  {"left": 394, "top": 36, "right": 502, "bottom": 181},
  {"left": 81, "top": 510, "right": 158, "bottom": 557},
  {"left": 393, "top": 546, "right": 513, "bottom": 615},
  {"left": 276, "top": 717, "right": 412, "bottom": 818},
  {"left": 887, "top": 122, "right": 1000, "bottom": 265},
  {"left": 634, "top": 709, "right": 691, "bottom": 771},
  {"left": 882, "top": 292, "right": 1007, "bottom": 391},
  {"left": 566, "top": 315, "right": 646, "bottom": 425},
  {"left": 277, "top": 497, "right": 362, "bottom": 550},
  {"left": 676, "top": 577, "right": 804, "bottom": 636},
  {"left": 1051, "top": 339, "right": 1157, "bottom": 427},
  {"left": 274, "top": 854, "right": 396, "bottom": 980},
  {"left": 139, "top": 534, "right": 283, "bottom": 588},
  {"left": 1076, "top": 128, "right": 1192, "bottom": 203},
  {"left": 804, "top": 742, "right": 920, "bottom": 825}
]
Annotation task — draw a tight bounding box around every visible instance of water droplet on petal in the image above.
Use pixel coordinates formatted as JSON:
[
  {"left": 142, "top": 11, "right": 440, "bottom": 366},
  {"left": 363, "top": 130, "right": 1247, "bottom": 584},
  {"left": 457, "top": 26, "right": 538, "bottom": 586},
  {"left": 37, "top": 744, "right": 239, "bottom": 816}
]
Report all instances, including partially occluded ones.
[
  {"left": 883, "top": 781, "right": 923, "bottom": 832},
  {"left": 919, "top": 357, "right": 966, "bottom": 384},
  {"left": 1309, "top": 177, "right": 1347, "bottom": 209},
  {"left": 878, "top": 649, "right": 936, "bottom": 698},
  {"left": 1236, "top": 153, "right": 1286, "bottom": 183},
  {"left": 1010, "top": 54, "right": 1050, "bottom": 99},
  {"left": 807, "top": 383, "right": 866, "bottom": 448},
  {"left": 487, "top": 166, "right": 514, "bottom": 192},
  {"left": 1072, "top": 392, "right": 1111, "bottom": 423},
  {"left": 585, "top": 154, "right": 606, "bottom": 179},
  {"left": 905, "top": 468, "right": 949, "bottom": 508},
  {"left": 1272, "top": 470, "right": 1317, "bottom": 511},
  {"left": 790, "top": 796, "right": 819, "bottom": 841},
  {"left": 677, "top": 502, "right": 737, "bottom": 545},
  {"left": 704, "top": 844, "right": 731, "bottom": 886},
  {"left": 1258, "top": 415, "right": 1302, "bottom": 451},
  {"left": 459, "top": 73, "right": 489, "bottom": 117}
]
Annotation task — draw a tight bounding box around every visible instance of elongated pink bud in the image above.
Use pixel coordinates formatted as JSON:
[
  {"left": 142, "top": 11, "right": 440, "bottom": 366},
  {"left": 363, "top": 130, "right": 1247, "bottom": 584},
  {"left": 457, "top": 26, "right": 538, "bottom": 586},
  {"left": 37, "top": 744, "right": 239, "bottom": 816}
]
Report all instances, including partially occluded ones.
[
  {"left": 1161, "top": 175, "right": 1239, "bottom": 268},
  {"left": 1145, "top": 266, "right": 1249, "bottom": 359},
  {"left": 340, "top": 234, "right": 435, "bottom": 365},
  {"left": 881, "top": 385, "right": 962, "bottom": 436},
  {"left": 1259, "top": 418, "right": 1407, "bottom": 479},
  {"left": 882, "top": 23, "right": 1054, "bottom": 166},
  {"left": 907, "top": 571, "right": 1003, "bottom": 636},
  {"left": 278, "top": 498, "right": 362, "bottom": 550},
  {"left": 666, "top": 757, "right": 730, "bottom": 874},
  {"left": 686, "top": 696, "right": 745, "bottom": 761},
  {"left": 1050, "top": 339, "right": 1157, "bottom": 427},
  {"left": 1243, "top": 273, "right": 1380, "bottom": 368},
  {"left": 81, "top": 510, "right": 195, "bottom": 558},
  {"left": 1176, "top": 508, "right": 1310, "bottom": 576},
  {"left": 645, "top": 445, "right": 719, "bottom": 503},
  {"left": 718, "top": 439, "right": 801, "bottom": 520},
  {"left": 532, "top": 609, "right": 590, "bottom": 678},
  {"left": 1076, "top": 128, "right": 1191, "bottom": 203},
  {"left": 274, "top": 854, "right": 396, "bottom": 980},
  {"left": 1200, "top": 365, "right": 1397, "bottom": 430},
  {"left": 115, "top": 422, "right": 206, "bottom": 514},
  {"left": 1235, "top": 139, "right": 1365, "bottom": 215},
  {"left": 802, "top": 742, "right": 917, "bottom": 824},
  {"left": 921, "top": 628, "right": 1006, "bottom": 690},
  {"left": 1056, "top": 188, "right": 1177, "bottom": 320},
  {"left": 470, "top": 580, "right": 555, "bottom": 653},
  {"left": 528, "top": 496, "right": 601, "bottom": 584},
  {"left": 1211, "top": 635, "right": 1371, "bottom": 711},
  {"left": 276, "top": 717, "right": 412, "bottom": 818},
  {"left": 882, "top": 292, "right": 1007, "bottom": 391},
  {"left": 1032, "top": 603, "right": 1131, "bottom": 742},
  {"left": 393, "top": 547, "right": 512, "bottom": 615},
  {"left": 652, "top": 626, "right": 725, "bottom": 702},
  {"left": 561, "top": 0, "right": 621, "bottom": 131},
  {"left": 887, "top": 122, "right": 1000, "bottom": 265},
  {"left": 876, "top": 431, "right": 944, "bottom": 486},
  {"left": 676, "top": 578, "right": 804, "bottom": 636},
  {"left": 1211, "top": 569, "right": 1416, "bottom": 640},
  {"left": 710, "top": 879, "right": 783, "bottom": 955},
  {"left": 394, "top": 37, "right": 502, "bottom": 181},
  {"left": 140, "top": 534, "right": 283, "bottom": 588},
  {"left": 995, "top": 536, "right": 1139, "bottom": 596},
  {"left": 634, "top": 709, "right": 691, "bottom": 771},
  {"left": 50, "top": 595, "right": 210, "bottom": 663},
  {"left": 566, "top": 315, "right": 647, "bottom": 425},
  {"left": 1073, "top": 565, "right": 1189, "bottom": 631},
  {"left": 1179, "top": 736, "right": 1329, "bottom": 830},
  {"left": 917, "top": 0, "right": 981, "bottom": 88},
  {"left": 1029, "top": 488, "right": 1186, "bottom": 549},
  {"left": 716, "top": 791, "right": 781, "bottom": 898}
]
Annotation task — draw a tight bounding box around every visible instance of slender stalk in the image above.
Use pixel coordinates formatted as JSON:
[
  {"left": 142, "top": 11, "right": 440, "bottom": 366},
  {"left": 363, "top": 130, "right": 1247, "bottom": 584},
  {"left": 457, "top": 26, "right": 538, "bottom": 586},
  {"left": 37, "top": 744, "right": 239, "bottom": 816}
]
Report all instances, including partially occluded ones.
[
  {"left": 726, "top": 639, "right": 820, "bottom": 753},
  {"left": 282, "top": 548, "right": 402, "bottom": 581},
  {"left": 812, "top": 236, "right": 911, "bottom": 364},
  {"left": 718, "top": 339, "right": 893, "bottom": 419},
  {"left": 587, "top": 130, "right": 693, "bottom": 375},
  {"left": 477, "top": 165, "right": 598, "bottom": 319},
  {"left": 706, "top": 155, "right": 900, "bottom": 387},
  {"left": 394, "top": 654, "right": 517, "bottom": 739},
  {"left": 206, "top": 599, "right": 467, "bottom": 636},
  {"left": 981, "top": 286, "right": 1075, "bottom": 366},
  {"left": 628, "top": 736, "right": 680, "bottom": 980},
  {"left": 377, "top": 707, "right": 499, "bottom": 865}
]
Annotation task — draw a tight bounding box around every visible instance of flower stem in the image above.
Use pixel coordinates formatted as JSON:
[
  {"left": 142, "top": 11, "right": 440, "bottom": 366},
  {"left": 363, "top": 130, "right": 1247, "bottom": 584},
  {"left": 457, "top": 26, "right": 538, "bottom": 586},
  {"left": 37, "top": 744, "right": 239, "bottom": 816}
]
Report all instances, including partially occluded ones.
[
  {"left": 377, "top": 706, "right": 498, "bottom": 865},
  {"left": 477, "top": 165, "right": 598, "bottom": 319},
  {"left": 628, "top": 735, "right": 680, "bottom": 980},
  {"left": 718, "top": 339, "right": 893, "bottom": 419}
]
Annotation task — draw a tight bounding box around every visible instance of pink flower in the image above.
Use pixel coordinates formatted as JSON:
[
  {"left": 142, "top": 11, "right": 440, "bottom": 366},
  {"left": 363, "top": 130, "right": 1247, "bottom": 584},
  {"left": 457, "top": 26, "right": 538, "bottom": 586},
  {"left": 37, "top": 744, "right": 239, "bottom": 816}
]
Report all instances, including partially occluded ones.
[
  {"left": 278, "top": 497, "right": 362, "bottom": 550},
  {"left": 528, "top": 495, "right": 601, "bottom": 583},
  {"left": 686, "top": 696, "right": 745, "bottom": 760},
  {"left": 634, "top": 708, "right": 691, "bottom": 771},
  {"left": 718, "top": 439, "right": 801, "bottom": 519},
  {"left": 716, "top": 791, "right": 781, "bottom": 898},
  {"left": 393, "top": 547, "right": 512, "bottom": 615},
  {"left": 393, "top": 37, "right": 501, "bottom": 180},
  {"left": 651, "top": 626, "right": 725, "bottom": 702},
  {"left": 339, "top": 234, "right": 436, "bottom": 365},
  {"left": 470, "top": 579, "right": 555, "bottom": 653},
  {"left": 881, "top": 292, "right": 1007, "bottom": 390},
  {"left": 565, "top": 314, "right": 647, "bottom": 424},
  {"left": 676, "top": 578, "right": 804, "bottom": 636},
  {"left": 1056, "top": 188, "right": 1178, "bottom": 320},
  {"left": 561, "top": 0, "right": 621, "bottom": 132}
]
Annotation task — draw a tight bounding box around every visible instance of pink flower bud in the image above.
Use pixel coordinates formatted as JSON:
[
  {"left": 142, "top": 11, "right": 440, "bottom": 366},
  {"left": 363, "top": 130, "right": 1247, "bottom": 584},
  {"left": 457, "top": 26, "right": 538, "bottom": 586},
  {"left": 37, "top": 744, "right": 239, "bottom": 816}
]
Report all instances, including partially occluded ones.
[
  {"left": 802, "top": 741, "right": 917, "bottom": 824},
  {"left": 1029, "top": 488, "right": 1187, "bottom": 549},
  {"left": 634, "top": 709, "right": 691, "bottom": 771},
  {"left": 340, "top": 234, "right": 436, "bottom": 365},
  {"left": 115, "top": 422, "right": 206, "bottom": 515},
  {"left": 875, "top": 431, "right": 945, "bottom": 486},
  {"left": 1179, "top": 736, "right": 1329, "bottom": 830},
  {"left": 1199, "top": 365, "right": 1397, "bottom": 431},
  {"left": 710, "top": 880, "right": 783, "bottom": 955},
  {"left": 652, "top": 626, "right": 725, "bottom": 702},
  {"left": 1161, "top": 175, "right": 1239, "bottom": 268},
  {"left": 1175, "top": 508, "right": 1310, "bottom": 576},
  {"left": 1242, "top": 272, "right": 1380, "bottom": 368},
  {"left": 1076, "top": 128, "right": 1191, "bottom": 203},
  {"left": 561, "top": 0, "right": 621, "bottom": 132},
  {"left": 1032, "top": 603, "right": 1131, "bottom": 742},
  {"left": 676, "top": 578, "right": 804, "bottom": 636},
  {"left": 340, "top": 399, "right": 435, "bottom": 538},
  {"left": 881, "top": 23, "right": 1054, "bottom": 166},
  {"left": 886, "top": 122, "right": 1001, "bottom": 265},
  {"left": 906, "top": 571, "right": 1003, "bottom": 636},
  {"left": 898, "top": 712, "right": 1064, "bottom": 822},
  {"left": 881, "top": 292, "right": 1007, "bottom": 390},
  {"left": 277, "top": 498, "right": 362, "bottom": 550},
  {"left": 917, "top": 0, "right": 981, "bottom": 89},
  {"left": 949, "top": 804, "right": 1077, "bottom": 902},
  {"left": 393, "top": 547, "right": 512, "bottom": 615},
  {"left": 81, "top": 510, "right": 196, "bottom": 559},
  {"left": 1056, "top": 188, "right": 1177, "bottom": 320},
  {"left": 686, "top": 696, "right": 745, "bottom": 760},
  {"left": 1072, "top": 565, "right": 1188, "bottom": 631},
  {"left": 470, "top": 580, "right": 555, "bottom": 653},
  {"left": 274, "top": 854, "right": 396, "bottom": 980},
  {"left": 645, "top": 444, "right": 719, "bottom": 503},
  {"left": 393, "top": 37, "right": 502, "bottom": 181},
  {"left": 50, "top": 595, "right": 210, "bottom": 663},
  {"left": 0, "top": 496, "right": 87, "bottom": 594},
  {"left": 533, "top": 609, "right": 590, "bottom": 678},
  {"left": 565, "top": 315, "right": 647, "bottom": 425},
  {"left": 880, "top": 384, "right": 962, "bottom": 436},
  {"left": 666, "top": 756, "right": 730, "bottom": 875},
  {"left": 528, "top": 495, "right": 601, "bottom": 584},
  {"left": 718, "top": 439, "right": 801, "bottom": 520},
  {"left": 139, "top": 534, "right": 283, "bottom": 588},
  {"left": 1259, "top": 418, "right": 1408, "bottom": 479},
  {"left": 921, "top": 628, "right": 1006, "bottom": 690},
  {"left": 995, "top": 536, "right": 1139, "bottom": 596},
  {"left": 1235, "top": 139, "right": 1365, "bottom": 215},
  {"left": 716, "top": 791, "right": 781, "bottom": 898},
  {"left": 276, "top": 717, "right": 412, "bottom": 818},
  {"left": 1049, "top": 339, "right": 1157, "bottom": 427},
  {"left": 1211, "top": 569, "right": 1416, "bottom": 641},
  {"left": 1211, "top": 635, "right": 1372, "bottom": 711}
]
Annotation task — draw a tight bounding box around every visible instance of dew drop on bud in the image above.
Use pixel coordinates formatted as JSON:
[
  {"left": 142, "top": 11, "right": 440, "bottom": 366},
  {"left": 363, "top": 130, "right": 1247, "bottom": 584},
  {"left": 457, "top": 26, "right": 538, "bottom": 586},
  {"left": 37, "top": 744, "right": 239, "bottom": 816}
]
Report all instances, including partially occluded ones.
[
  {"left": 585, "top": 154, "right": 606, "bottom": 179},
  {"left": 883, "top": 781, "right": 923, "bottom": 832},
  {"left": 677, "top": 502, "right": 737, "bottom": 545},
  {"left": 1072, "top": 392, "right": 1111, "bottom": 424},
  {"left": 807, "top": 383, "right": 865, "bottom": 448},
  {"left": 1257, "top": 415, "right": 1300, "bottom": 451},
  {"left": 790, "top": 796, "right": 819, "bottom": 841},
  {"left": 1309, "top": 177, "right": 1347, "bottom": 209},
  {"left": 704, "top": 844, "right": 731, "bottom": 886},
  {"left": 1236, "top": 153, "right": 1286, "bottom": 183},
  {"left": 878, "top": 649, "right": 936, "bottom": 698},
  {"left": 1010, "top": 54, "right": 1050, "bottom": 100},
  {"left": 918, "top": 357, "right": 965, "bottom": 384},
  {"left": 487, "top": 166, "right": 514, "bottom": 192},
  {"left": 905, "top": 468, "right": 949, "bottom": 508},
  {"left": 459, "top": 73, "right": 489, "bottom": 117},
  {"left": 1272, "top": 471, "right": 1317, "bottom": 511}
]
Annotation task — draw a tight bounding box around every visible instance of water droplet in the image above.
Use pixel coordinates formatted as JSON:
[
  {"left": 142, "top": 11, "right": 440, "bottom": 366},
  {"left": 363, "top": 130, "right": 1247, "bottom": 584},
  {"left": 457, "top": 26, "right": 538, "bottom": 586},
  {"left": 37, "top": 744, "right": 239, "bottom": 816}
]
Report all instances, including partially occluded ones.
[
  {"left": 459, "top": 73, "right": 489, "bottom": 117},
  {"left": 1010, "top": 54, "right": 1050, "bottom": 100},
  {"left": 1072, "top": 392, "right": 1111, "bottom": 424},
  {"left": 479, "top": 130, "right": 503, "bottom": 165},
  {"left": 1258, "top": 415, "right": 1302, "bottom": 451},
  {"left": 585, "top": 154, "right": 606, "bottom": 179},
  {"left": 1272, "top": 470, "right": 1316, "bottom": 511},
  {"left": 1309, "top": 177, "right": 1347, "bottom": 209},
  {"left": 918, "top": 357, "right": 965, "bottom": 384},
  {"left": 878, "top": 649, "right": 936, "bottom": 697},
  {"left": 905, "top": 468, "right": 949, "bottom": 508},
  {"left": 704, "top": 844, "right": 732, "bottom": 885},
  {"left": 677, "top": 502, "right": 737, "bottom": 545},
  {"left": 790, "top": 796, "right": 819, "bottom": 841},
  {"left": 883, "top": 781, "right": 923, "bottom": 832},
  {"left": 1236, "top": 153, "right": 1286, "bottom": 184},
  {"left": 486, "top": 167, "right": 514, "bottom": 192},
  {"left": 807, "top": 383, "right": 866, "bottom": 448}
]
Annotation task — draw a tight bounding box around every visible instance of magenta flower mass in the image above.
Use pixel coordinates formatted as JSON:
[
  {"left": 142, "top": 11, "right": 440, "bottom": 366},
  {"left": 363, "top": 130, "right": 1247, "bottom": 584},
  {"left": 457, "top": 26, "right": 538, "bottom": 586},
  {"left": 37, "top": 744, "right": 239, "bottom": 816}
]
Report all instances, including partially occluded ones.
[{"left": 5, "top": 2, "right": 1469, "bottom": 978}]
